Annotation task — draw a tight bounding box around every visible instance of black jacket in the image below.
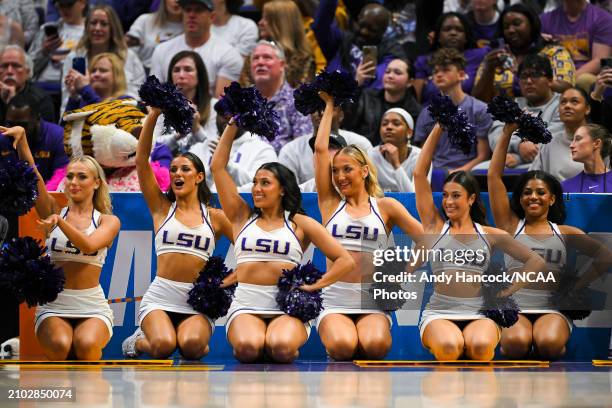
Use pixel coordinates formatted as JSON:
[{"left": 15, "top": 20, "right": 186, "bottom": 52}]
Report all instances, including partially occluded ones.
[{"left": 0, "top": 80, "right": 55, "bottom": 123}]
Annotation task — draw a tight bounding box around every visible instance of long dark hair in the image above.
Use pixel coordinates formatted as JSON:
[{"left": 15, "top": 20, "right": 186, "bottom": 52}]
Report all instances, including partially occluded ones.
[
  {"left": 252, "top": 162, "right": 305, "bottom": 220},
  {"left": 166, "top": 152, "right": 212, "bottom": 205},
  {"left": 432, "top": 12, "right": 477, "bottom": 51},
  {"left": 499, "top": 3, "right": 543, "bottom": 53},
  {"left": 510, "top": 170, "right": 566, "bottom": 224},
  {"left": 168, "top": 51, "right": 211, "bottom": 125},
  {"left": 442, "top": 171, "right": 488, "bottom": 225}
]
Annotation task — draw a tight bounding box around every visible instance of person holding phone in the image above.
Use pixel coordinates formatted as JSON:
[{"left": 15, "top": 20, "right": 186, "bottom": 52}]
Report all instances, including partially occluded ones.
[
  {"left": 589, "top": 58, "right": 612, "bottom": 132},
  {"left": 28, "top": 0, "right": 86, "bottom": 88}
]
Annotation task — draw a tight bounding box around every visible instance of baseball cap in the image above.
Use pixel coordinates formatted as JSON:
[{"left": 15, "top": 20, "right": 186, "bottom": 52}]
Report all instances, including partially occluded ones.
[
  {"left": 178, "top": 0, "right": 213, "bottom": 10},
  {"left": 308, "top": 135, "right": 348, "bottom": 152}
]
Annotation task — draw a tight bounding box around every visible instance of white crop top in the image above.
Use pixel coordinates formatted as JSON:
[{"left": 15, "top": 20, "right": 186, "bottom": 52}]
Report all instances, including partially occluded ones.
[
  {"left": 46, "top": 207, "right": 107, "bottom": 267},
  {"left": 154, "top": 202, "right": 215, "bottom": 261},
  {"left": 234, "top": 212, "right": 303, "bottom": 265},
  {"left": 504, "top": 219, "right": 566, "bottom": 273},
  {"left": 325, "top": 198, "right": 390, "bottom": 253},
  {"left": 429, "top": 221, "right": 491, "bottom": 274}
]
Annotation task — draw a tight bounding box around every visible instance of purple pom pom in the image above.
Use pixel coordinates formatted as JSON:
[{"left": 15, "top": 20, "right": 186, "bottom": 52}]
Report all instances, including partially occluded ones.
[
  {"left": 0, "top": 159, "right": 38, "bottom": 216},
  {"left": 427, "top": 93, "right": 476, "bottom": 154},
  {"left": 214, "top": 82, "right": 279, "bottom": 141},
  {"left": 480, "top": 260, "right": 520, "bottom": 327},
  {"left": 0, "top": 237, "right": 65, "bottom": 307},
  {"left": 487, "top": 96, "right": 553, "bottom": 144},
  {"left": 276, "top": 261, "right": 324, "bottom": 322},
  {"left": 187, "top": 256, "right": 235, "bottom": 320},
  {"left": 293, "top": 70, "right": 358, "bottom": 115},
  {"left": 552, "top": 271, "right": 591, "bottom": 320},
  {"left": 138, "top": 75, "right": 195, "bottom": 136}
]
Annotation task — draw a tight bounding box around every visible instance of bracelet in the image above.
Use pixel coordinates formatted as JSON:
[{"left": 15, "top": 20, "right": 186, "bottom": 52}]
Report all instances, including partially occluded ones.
[{"left": 590, "top": 91, "right": 603, "bottom": 102}]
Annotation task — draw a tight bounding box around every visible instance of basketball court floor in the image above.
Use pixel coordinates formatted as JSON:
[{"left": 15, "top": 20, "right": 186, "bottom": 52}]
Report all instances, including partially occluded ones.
[{"left": 0, "top": 360, "right": 610, "bottom": 407}]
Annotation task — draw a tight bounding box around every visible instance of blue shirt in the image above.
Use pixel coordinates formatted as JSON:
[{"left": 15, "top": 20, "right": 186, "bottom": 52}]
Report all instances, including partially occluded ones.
[{"left": 0, "top": 120, "right": 69, "bottom": 182}]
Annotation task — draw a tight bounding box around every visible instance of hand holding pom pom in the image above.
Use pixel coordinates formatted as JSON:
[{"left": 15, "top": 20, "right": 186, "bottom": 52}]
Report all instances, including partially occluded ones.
[
  {"left": 0, "top": 237, "right": 65, "bottom": 307},
  {"left": 214, "top": 82, "right": 280, "bottom": 141},
  {"left": 187, "top": 256, "right": 236, "bottom": 320},
  {"left": 479, "top": 260, "right": 520, "bottom": 327},
  {"left": 0, "top": 159, "right": 39, "bottom": 216},
  {"left": 552, "top": 271, "right": 591, "bottom": 320},
  {"left": 138, "top": 75, "right": 195, "bottom": 136},
  {"left": 276, "top": 262, "right": 324, "bottom": 322},
  {"left": 293, "top": 70, "right": 358, "bottom": 115},
  {"left": 487, "top": 96, "right": 552, "bottom": 144},
  {"left": 427, "top": 93, "right": 476, "bottom": 154}
]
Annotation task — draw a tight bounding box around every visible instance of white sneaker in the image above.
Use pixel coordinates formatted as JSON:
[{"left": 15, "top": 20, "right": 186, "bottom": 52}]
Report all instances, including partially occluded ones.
[{"left": 122, "top": 328, "right": 145, "bottom": 358}]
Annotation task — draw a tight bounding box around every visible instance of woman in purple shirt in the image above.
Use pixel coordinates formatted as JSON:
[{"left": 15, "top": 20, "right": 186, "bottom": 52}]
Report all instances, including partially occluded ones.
[
  {"left": 563, "top": 124, "right": 612, "bottom": 193},
  {"left": 412, "top": 12, "right": 489, "bottom": 104}
]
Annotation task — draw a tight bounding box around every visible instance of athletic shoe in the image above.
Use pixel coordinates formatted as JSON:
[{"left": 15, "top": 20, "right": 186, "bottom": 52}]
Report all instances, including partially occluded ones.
[{"left": 122, "top": 328, "right": 145, "bottom": 358}]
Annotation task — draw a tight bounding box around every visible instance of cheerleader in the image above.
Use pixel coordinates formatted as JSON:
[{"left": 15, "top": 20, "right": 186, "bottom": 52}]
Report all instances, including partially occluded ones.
[
  {"left": 121, "top": 108, "right": 233, "bottom": 360},
  {"left": 488, "top": 122, "right": 609, "bottom": 359},
  {"left": 210, "top": 121, "right": 354, "bottom": 363},
  {"left": 413, "top": 123, "right": 546, "bottom": 361},
  {"left": 313, "top": 93, "right": 424, "bottom": 361},
  {"left": 1, "top": 125, "right": 120, "bottom": 361}
]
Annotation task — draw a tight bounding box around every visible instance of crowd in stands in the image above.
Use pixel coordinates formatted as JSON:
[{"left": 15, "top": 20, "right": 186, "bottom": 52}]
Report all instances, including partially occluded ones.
[{"left": 1, "top": 0, "right": 612, "bottom": 194}]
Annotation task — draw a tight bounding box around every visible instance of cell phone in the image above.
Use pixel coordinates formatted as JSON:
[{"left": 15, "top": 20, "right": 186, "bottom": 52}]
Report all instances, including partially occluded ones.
[
  {"left": 72, "top": 57, "right": 86, "bottom": 75},
  {"left": 362, "top": 46, "right": 378, "bottom": 66},
  {"left": 44, "top": 24, "right": 59, "bottom": 38},
  {"left": 601, "top": 58, "right": 612, "bottom": 70}
]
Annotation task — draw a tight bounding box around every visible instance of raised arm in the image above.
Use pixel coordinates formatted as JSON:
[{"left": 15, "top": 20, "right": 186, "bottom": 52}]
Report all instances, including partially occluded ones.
[
  {"left": 209, "top": 122, "right": 250, "bottom": 225},
  {"left": 0, "top": 125, "right": 58, "bottom": 218},
  {"left": 38, "top": 213, "right": 120, "bottom": 254},
  {"left": 413, "top": 123, "right": 443, "bottom": 232},
  {"left": 313, "top": 92, "right": 340, "bottom": 218},
  {"left": 380, "top": 197, "right": 424, "bottom": 239},
  {"left": 209, "top": 208, "right": 235, "bottom": 244},
  {"left": 296, "top": 215, "right": 355, "bottom": 290},
  {"left": 135, "top": 108, "right": 170, "bottom": 220},
  {"left": 487, "top": 122, "right": 519, "bottom": 233}
]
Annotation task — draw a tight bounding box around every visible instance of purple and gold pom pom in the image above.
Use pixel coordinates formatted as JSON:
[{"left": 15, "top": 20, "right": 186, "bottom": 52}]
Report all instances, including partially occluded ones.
[
  {"left": 138, "top": 75, "right": 195, "bottom": 136},
  {"left": 293, "top": 70, "right": 358, "bottom": 115},
  {"left": 187, "top": 256, "right": 236, "bottom": 320},
  {"left": 276, "top": 261, "right": 324, "bottom": 322},
  {"left": 0, "top": 237, "right": 65, "bottom": 307},
  {"left": 0, "top": 159, "right": 38, "bottom": 216},
  {"left": 214, "top": 82, "right": 280, "bottom": 141},
  {"left": 487, "top": 96, "right": 553, "bottom": 144},
  {"left": 428, "top": 93, "right": 476, "bottom": 154}
]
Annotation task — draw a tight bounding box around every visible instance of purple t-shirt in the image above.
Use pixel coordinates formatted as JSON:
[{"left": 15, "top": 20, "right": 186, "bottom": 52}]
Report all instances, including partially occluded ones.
[
  {"left": 414, "top": 95, "right": 492, "bottom": 169},
  {"left": 540, "top": 4, "right": 612, "bottom": 69},
  {"left": 473, "top": 22, "right": 499, "bottom": 48},
  {"left": 415, "top": 47, "right": 489, "bottom": 105},
  {"left": 562, "top": 170, "right": 612, "bottom": 193}
]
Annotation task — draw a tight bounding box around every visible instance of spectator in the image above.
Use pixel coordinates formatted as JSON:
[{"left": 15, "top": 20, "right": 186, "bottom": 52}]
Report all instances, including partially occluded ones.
[
  {"left": 563, "top": 124, "right": 612, "bottom": 193},
  {"left": 414, "top": 48, "right": 492, "bottom": 172},
  {"left": 481, "top": 54, "right": 564, "bottom": 169},
  {"left": 126, "top": 0, "right": 184, "bottom": 71},
  {"left": 0, "top": 12, "right": 24, "bottom": 50},
  {"left": 540, "top": 0, "right": 612, "bottom": 92},
  {"left": 369, "top": 107, "right": 430, "bottom": 192},
  {"left": 0, "top": 0, "right": 39, "bottom": 46},
  {"left": 589, "top": 66, "right": 612, "bottom": 132},
  {"left": 279, "top": 103, "right": 372, "bottom": 186},
  {"left": 241, "top": 0, "right": 314, "bottom": 88},
  {"left": 529, "top": 86, "right": 588, "bottom": 180},
  {"left": 61, "top": 5, "right": 146, "bottom": 115},
  {"left": 29, "top": 0, "right": 87, "bottom": 93},
  {"left": 466, "top": 0, "right": 501, "bottom": 48},
  {"left": 293, "top": 0, "right": 330, "bottom": 73},
  {"left": 64, "top": 52, "right": 129, "bottom": 111},
  {"left": 313, "top": 0, "right": 406, "bottom": 90},
  {"left": 154, "top": 50, "right": 218, "bottom": 153},
  {"left": 189, "top": 113, "right": 277, "bottom": 192},
  {"left": 0, "top": 93, "right": 68, "bottom": 184},
  {"left": 250, "top": 40, "right": 313, "bottom": 153},
  {"left": 343, "top": 58, "right": 421, "bottom": 145},
  {"left": 150, "top": 0, "right": 243, "bottom": 98},
  {"left": 0, "top": 45, "right": 56, "bottom": 123},
  {"left": 211, "top": 0, "right": 258, "bottom": 57},
  {"left": 473, "top": 3, "right": 575, "bottom": 102},
  {"left": 413, "top": 13, "right": 488, "bottom": 105}
]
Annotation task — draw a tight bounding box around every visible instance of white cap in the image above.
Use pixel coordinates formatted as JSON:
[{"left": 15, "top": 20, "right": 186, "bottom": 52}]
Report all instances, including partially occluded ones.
[{"left": 383, "top": 108, "right": 414, "bottom": 130}]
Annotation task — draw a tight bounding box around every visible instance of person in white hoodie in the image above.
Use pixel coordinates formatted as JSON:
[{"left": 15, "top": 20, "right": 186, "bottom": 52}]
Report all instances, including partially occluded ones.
[
  {"left": 189, "top": 113, "right": 277, "bottom": 192},
  {"left": 368, "top": 107, "right": 430, "bottom": 192}
]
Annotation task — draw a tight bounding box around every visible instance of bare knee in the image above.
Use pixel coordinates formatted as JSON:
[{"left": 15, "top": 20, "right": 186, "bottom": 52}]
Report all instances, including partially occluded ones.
[
  {"left": 465, "top": 338, "right": 496, "bottom": 361},
  {"left": 501, "top": 330, "right": 532, "bottom": 358},
  {"left": 148, "top": 336, "right": 177, "bottom": 359},
  {"left": 178, "top": 335, "right": 209, "bottom": 360},
  {"left": 324, "top": 335, "right": 358, "bottom": 361},
  {"left": 39, "top": 333, "right": 72, "bottom": 361},
  {"left": 73, "top": 335, "right": 103, "bottom": 360},
  {"left": 359, "top": 333, "right": 392, "bottom": 360},
  {"left": 232, "top": 338, "right": 264, "bottom": 363},
  {"left": 533, "top": 335, "right": 566, "bottom": 360},
  {"left": 267, "top": 338, "right": 299, "bottom": 363},
  {"left": 430, "top": 338, "right": 463, "bottom": 361}
]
